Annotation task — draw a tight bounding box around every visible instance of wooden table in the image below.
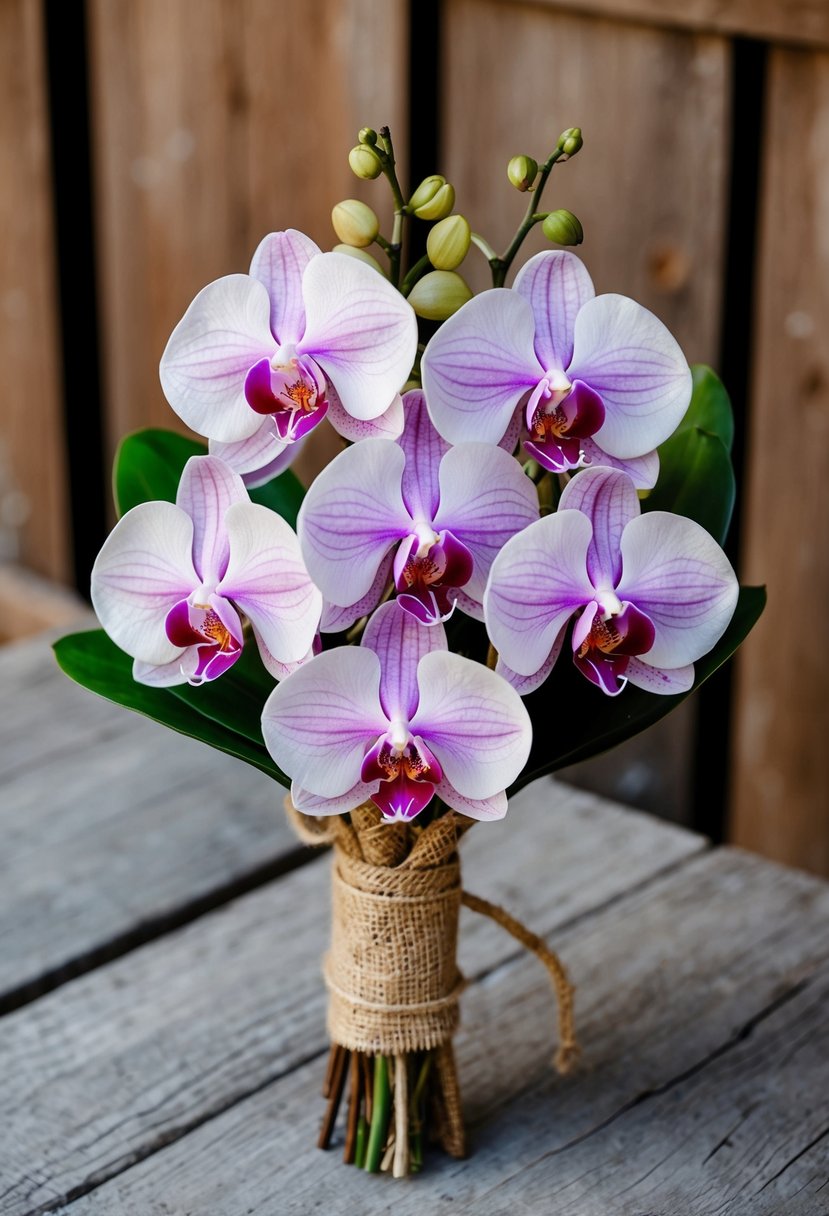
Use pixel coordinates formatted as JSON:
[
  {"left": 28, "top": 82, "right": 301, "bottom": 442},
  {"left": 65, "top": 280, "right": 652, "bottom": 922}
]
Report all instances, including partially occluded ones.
[{"left": 2, "top": 633, "right": 828, "bottom": 1216}]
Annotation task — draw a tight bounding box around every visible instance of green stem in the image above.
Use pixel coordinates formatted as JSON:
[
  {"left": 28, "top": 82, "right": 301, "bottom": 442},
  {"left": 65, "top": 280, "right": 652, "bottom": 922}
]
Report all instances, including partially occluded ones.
[
  {"left": 400, "top": 253, "right": 431, "bottom": 296},
  {"left": 375, "top": 234, "right": 392, "bottom": 255},
  {"left": 379, "top": 127, "right": 407, "bottom": 290},
  {"left": 364, "top": 1055, "right": 392, "bottom": 1173},
  {"left": 491, "top": 148, "right": 565, "bottom": 287},
  {"left": 470, "top": 231, "right": 498, "bottom": 262},
  {"left": 354, "top": 1116, "right": 368, "bottom": 1169}
]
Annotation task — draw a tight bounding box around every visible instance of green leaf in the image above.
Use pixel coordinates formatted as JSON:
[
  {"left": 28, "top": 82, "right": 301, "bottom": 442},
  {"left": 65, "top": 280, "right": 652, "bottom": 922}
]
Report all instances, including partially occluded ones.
[
  {"left": 113, "top": 426, "right": 306, "bottom": 528},
  {"left": 512, "top": 584, "right": 765, "bottom": 793},
  {"left": 683, "top": 365, "right": 734, "bottom": 452},
  {"left": 167, "top": 640, "right": 275, "bottom": 748},
  {"left": 645, "top": 426, "right": 736, "bottom": 545},
  {"left": 53, "top": 630, "right": 287, "bottom": 785}
]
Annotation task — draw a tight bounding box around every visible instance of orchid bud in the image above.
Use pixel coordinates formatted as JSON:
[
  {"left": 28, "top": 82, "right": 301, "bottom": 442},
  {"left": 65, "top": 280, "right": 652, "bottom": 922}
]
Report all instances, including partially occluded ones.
[
  {"left": 407, "top": 270, "right": 472, "bottom": 320},
  {"left": 358, "top": 127, "right": 378, "bottom": 145},
  {"left": 556, "top": 127, "right": 583, "bottom": 158},
  {"left": 414, "top": 182, "right": 455, "bottom": 221},
  {"left": 426, "top": 214, "right": 471, "bottom": 270},
  {"left": 332, "top": 244, "right": 385, "bottom": 274},
  {"left": 331, "top": 199, "right": 380, "bottom": 248},
  {"left": 409, "top": 174, "right": 446, "bottom": 210},
  {"left": 348, "top": 144, "right": 383, "bottom": 180},
  {"left": 542, "top": 209, "right": 584, "bottom": 246},
  {"left": 507, "top": 155, "right": 538, "bottom": 192}
]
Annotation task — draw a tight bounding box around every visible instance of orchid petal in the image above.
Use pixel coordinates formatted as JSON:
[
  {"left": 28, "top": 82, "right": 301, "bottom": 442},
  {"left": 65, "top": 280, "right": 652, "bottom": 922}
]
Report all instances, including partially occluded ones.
[
  {"left": 559, "top": 466, "right": 639, "bottom": 590},
  {"left": 319, "top": 553, "right": 393, "bottom": 634},
  {"left": 299, "top": 253, "right": 417, "bottom": 421},
  {"left": 252, "top": 627, "right": 313, "bottom": 683},
  {"left": 495, "top": 624, "right": 566, "bottom": 695},
  {"left": 261, "top": 646, "right": 387, "bottom": 797},
  {"left": 291, "top": 778, "right": 380, "bottom": 818},
  {"left": 573, "top": 649, "right": 629, "bottom": 696},
  {"left": 580, "top": 437, "right": 660, "bottom": 490},
  {"left": 433, "top": 443, "right": 539, "bottom": 602},
  {"left": 362, "top": 600, "right": 447, "bottom": 721},
  {"left": 410, "top": 651, "right": 531, "bottom": 799},
  {"left": 91, "top": 502, "right": 198, "bottom": 665},
  {"left": 626, "top": 658, "right": 695, "bottom": 694},
  {"left": 217, "top": 502, "right": 321, "bottom": 664},
  {"left": 421, "top": 289, "right": 543, "bottom": 444},
  {"left": 568, "top": 294, "right": 692, "bottom": 459},
  {"left": 435, "top": 779, "right": 508, "bottom": 822},
  {"left": 616, "top": 512, "right": 739, "bottom": 667},
  {"left": 133, "top": 653, "right": 197, "bottom": 687},
  {"left": 175, "top": 455, "right": 247, "bottom": 585},
  {"left": 159, "top": 275, "right": 274, "bottom": 443},
  {"left": 370, "top": 771, "right": 437, "bottom": 822},
  {"left": 327, "top": 384, "right": 405, "bottom": 442},
  {"left": 513, "top": 250, "right": 595, "bottom": 372},
  {"left": 484, "top": 510, "right": 595, "bottom": 677},
  {"left": 499, "top": 401, "right": 524, "bottom": 455},
  {"left": 298, "top": 439, "right": 410, "bottom": 606},
  {"left": 248, "top": 230, "right": 320, "bottom": 346},
  {"left": 399, "top": 389, "right": 449, "bottom": 522},
  {"left": 208, "top": 418, "right": 296, "bottom": 486}
]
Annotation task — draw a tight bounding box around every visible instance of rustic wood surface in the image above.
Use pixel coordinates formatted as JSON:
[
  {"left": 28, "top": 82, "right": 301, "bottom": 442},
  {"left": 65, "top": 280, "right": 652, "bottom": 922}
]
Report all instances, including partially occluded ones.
[
  {"left": 730, "top": 45, "right": 829, "bottom": 877},
  {"left": 2, "top": 639, "right": 827, "bottom": 1215}
]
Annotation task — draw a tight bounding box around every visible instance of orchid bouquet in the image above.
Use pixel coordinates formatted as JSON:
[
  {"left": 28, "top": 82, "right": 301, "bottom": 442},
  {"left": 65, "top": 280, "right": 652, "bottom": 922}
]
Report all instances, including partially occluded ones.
[{"left": 56, "top": 125, "right": 764, "bottom": 1176}]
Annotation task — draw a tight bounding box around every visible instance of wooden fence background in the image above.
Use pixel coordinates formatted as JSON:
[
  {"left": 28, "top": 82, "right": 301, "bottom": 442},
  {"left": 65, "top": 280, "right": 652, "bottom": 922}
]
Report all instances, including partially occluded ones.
[{"left": 1, "top": 0, "right": 827, "bottom": 874}]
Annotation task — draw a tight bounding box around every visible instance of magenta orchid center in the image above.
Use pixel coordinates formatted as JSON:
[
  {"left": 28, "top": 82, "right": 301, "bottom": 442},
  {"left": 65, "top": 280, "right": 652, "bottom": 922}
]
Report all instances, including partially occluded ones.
[
  {"left": 525, "top": 372, "right": 607, "bottom": 474},
  {"left": 244, "top": 343, "right": 329, "bottom": 444},
  {"left": 360, "top": 720, "right": 444, "bottom": 823},
  {"left": 392, "top": 521, "right": 474, "bottom": 626},
  {"left": 165, "top": 594, "right": 243, "bottom": 684},
  {"left": 571, "top": 591, "right": 656, "bottom": 696}
]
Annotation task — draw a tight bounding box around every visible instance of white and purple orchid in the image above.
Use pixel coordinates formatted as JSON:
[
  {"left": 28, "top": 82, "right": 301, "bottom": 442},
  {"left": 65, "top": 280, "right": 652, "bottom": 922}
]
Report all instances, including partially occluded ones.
[
  {"left": 421, "top": 250, "right": 692, "bottom": 489},
  {"left": 91, "top": 455, "right": 322, "bottom": 685},
  {"left": 484, "top": 466, "right": 739, "bottom": 696},
  {"left": 159, "top": 231, "right": 416, "bottom": 484},
  {"left": 298, "top": 390, "right": 539, "bottom": 628},
  {"left": 262, "top": 600, "right": 531, "bottom": 821}
]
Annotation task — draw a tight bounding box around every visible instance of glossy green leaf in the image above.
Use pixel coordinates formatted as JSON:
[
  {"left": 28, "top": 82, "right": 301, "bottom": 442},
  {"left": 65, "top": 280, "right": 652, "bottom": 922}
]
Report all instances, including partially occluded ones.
[
  {"left": 512, "top": 584, "right": 765, "bottom": 793},
  {"left": 645, "top": 426, "right": 736, "bottom": 545},
  {"left": 53, "top": 629, "right": 287, "bottom": 785},
  {"left": 167, "top": 640, "right": 275, "bottom": 748},
  {"left": 683, "top": 365, "right": 734, "bottom": 451},
  {"left": 248, "top": 465, "right": 305, "bottom": 530}
]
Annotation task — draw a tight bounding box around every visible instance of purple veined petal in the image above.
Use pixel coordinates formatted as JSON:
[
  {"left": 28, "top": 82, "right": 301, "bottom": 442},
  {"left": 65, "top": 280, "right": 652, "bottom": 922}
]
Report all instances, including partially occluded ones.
[
  {"left": 399, "top": 389, "right": 449, "bottom": 522},
  {"left": 616, "top": 511, "right": 739, "bottom": 668},
  {"left": 217, "top": 502, "right": 321, "bottom": 665},
  {"left": 298, "top": 439, "right": 411, "bottom": 607},
  {"left": 208, "top": 418, "right": 297, "bottom": 487},
  {"left": 362, "top": 599, "right": 447, "bottom": 721},
  {"left": 133, "top": 652, "right": 197, "bottom": 687},
  {"left": 559, "top": 466, "right": 640, "bottom": 590},
  {"left": 261, "top": 646, "right": 387, "bottom": 797},
  {"left": 175, "top": 455, "right": 248, "bottom": 586},
  {"left": 248, "top": 230, "right": 321, "bottom": 346},
  {"left": 291, "top": 778, "right": 380, "bottom": 818},
  {"left": 432, "top": 443, "right": 539, "bottom": 602},
  {"left": 319, "top": 552, "right": 394, "bottom": 634},
  {"left": 371, "top": 771, "right": 438, "bottom": 822},
  {"left": 483, "top": 510, "right": 595, "bottom": 677},
  {"left": 252, "top": 625, "right": 313, "bottom": 682},
  {"left": 91, "top": 501, "right": 198, "bottom": 665},
  {"left": 434, "top": 779, "right": 508, "bottom": 822},
  {"left": 494, "top": 624, "right": 567, "bottom": 695},
  {"left": 454, "top": 588, "right": 485, "bottom": 620},
  {"left": 513, "top": 250, "right": 595, "bottom": 373},
  {"left": 298, "top": 252, "right": 417, "bottom": 421},
  {"left": 626, "top": 657, "right": 695, "bottom": 694},
  {"left": 159, "top": 274, "right": 274, "bottom": 443},
  {"left": 579, "top": 437, "right": 660, "bottom": 491},
  {"left": 421, "top": 289, "right": 543, "bottom": 445},
  {"left": 499, "top": 401, "right": 524, "bottom": 454},
  {"left": 327, "top": 384, "right": 405, "bottom": 442},
  {"left": 410, "top": 651, "right": 532, "bottom": 800},
  {"left": 568, "top": 294, "right": 692, "bottom": 459}
]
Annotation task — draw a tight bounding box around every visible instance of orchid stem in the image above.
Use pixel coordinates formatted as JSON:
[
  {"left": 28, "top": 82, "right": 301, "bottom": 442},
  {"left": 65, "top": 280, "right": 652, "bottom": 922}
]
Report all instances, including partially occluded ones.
[
  {"left": 491, "top": 148, "right": 565, "bottom": 287},
  {"left": 379, "top": 127, "right": 407, "bottom": 291},
  {"left": 364, "top": 1055, "right": 391, "bottom": 1173},
  {"left": 401, "top": 254, "right": 431, "bottom": 296}
]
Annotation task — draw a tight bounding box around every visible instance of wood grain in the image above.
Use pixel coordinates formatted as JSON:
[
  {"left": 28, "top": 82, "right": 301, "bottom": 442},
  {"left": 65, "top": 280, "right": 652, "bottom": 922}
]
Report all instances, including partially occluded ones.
[
  {"left": 730, "top": 47, "right": 829, "bottom": 876},
  {"left": 0, "top": 783, "right": 703, "bottom": 1216},
  {"left": 88, "top": 0, "right": 408, "bottom": 490},
  {"left": 0, "top": 0, "right": 70, "bottom": 581}
]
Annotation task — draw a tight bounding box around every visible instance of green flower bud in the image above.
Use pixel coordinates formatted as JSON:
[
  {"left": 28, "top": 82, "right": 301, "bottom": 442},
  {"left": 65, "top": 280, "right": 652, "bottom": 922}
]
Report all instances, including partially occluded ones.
[
  {"left": 414, "top": 182, "right": 455, "bottom": 221},
  {"left": 556, "top": 127, "right": 583, "bottom": 157},
  {"left": 348, "top": 144, "right": 383, "bottom": 180},
  {"left": 507, "top": 155, "right": 538, "bottom": 192},
  {"left": 408, "top": 174, "right": 446, "bottom": 211},
  {"left": 332, "top": 244, "right": 384, "bottom": 274},
  {"left": 358, "top": 127, "right": 378, "bottom": 146},
  {"left": 426, "top": 214, "right": 471, "bottom": 270},
  {"left": 407, "top": 270, "right": 472, "bottom": 321},
  {"left": 331, "top": 199, "right": 380, "bottom": 248},
  {"left": 542, "top": 208, "right": 584, "bottom": 246}
]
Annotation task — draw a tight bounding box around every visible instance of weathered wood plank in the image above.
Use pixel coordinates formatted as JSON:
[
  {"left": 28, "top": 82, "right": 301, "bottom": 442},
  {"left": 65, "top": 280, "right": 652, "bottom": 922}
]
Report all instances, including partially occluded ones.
[
  {"left": 88, "top": 0, "right": 407, "bottom": 490},
  {"left": 0, "top": 0, "right": 71, "bottom": 581},
  {"left": 0, "top": 787, "right": 703, "bottom": 1216},
  {"left": 730, "top": 46, "right": 829, "bottom": 876},
  {"left": 0, "top": 636, "right": 298, "bottom": 1006},
  {"left": 57, "top": 848, "right": 829, "bottom": 1216}
]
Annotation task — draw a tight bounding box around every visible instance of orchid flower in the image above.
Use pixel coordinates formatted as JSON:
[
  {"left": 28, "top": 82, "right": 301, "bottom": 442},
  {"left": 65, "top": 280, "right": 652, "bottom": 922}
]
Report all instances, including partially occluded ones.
[
  {"left": 91, "top": 455, "right": 322, "bottom": 685},
  {"left": 484, "top": 466, "right": 739, "bottom": 696},
  {"left": 298, "top": 390, "right": 539, "bottom": 629},
  {"left": 421, "top": 250, "right": 692, "bottom": 489},
  {"left": 262, "top": 600, "right": 531, "bottom": 821},
  {"left": 159, "top": 231, "right": 415, "bottom": 485}
]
